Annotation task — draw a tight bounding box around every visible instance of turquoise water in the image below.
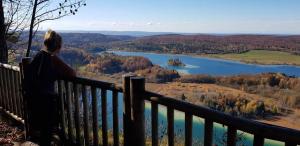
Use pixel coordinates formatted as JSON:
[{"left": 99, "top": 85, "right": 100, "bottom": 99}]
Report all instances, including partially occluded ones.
[
  {"left": 89, "top": 91, "right": 284, "bottom": 146},
  {"left": 108, "top": 51, "right": 300, "bottom": 77},
  {"left": 92, "top": 51, "right": 299, "bottom": 145}
]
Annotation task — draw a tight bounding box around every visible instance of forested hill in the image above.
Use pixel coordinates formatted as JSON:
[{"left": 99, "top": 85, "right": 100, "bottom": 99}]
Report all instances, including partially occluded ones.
[
  {"left": 30, "top": 32, "right": 135, "bottom": 50},
  {"left": 108, "top": 34, "right": 300, "bottom": 54},
  {"left": 29, "top": 32, "right": 300, "bottom": 55}
]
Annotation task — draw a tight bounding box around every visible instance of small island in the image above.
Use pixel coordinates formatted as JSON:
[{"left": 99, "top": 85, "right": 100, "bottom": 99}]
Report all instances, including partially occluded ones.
[{"left": 168, "top": 58, "right": 186, "bottom": 67}]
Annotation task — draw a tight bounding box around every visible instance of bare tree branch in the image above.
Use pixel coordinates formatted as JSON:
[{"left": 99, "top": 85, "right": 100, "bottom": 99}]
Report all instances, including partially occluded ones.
[{"left": 2, "top": 0, "right": 86, "bottom": 58}]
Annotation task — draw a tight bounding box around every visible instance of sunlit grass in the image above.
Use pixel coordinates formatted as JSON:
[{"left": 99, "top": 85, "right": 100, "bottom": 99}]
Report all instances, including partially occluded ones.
[{"left": 206, "top": 50, "right": 300, "bottom": 66}]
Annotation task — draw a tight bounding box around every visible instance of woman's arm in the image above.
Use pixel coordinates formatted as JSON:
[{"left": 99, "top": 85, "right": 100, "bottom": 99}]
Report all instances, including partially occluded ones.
[{"left": 52, "top": 55, "right": 76, "bottom": 79}]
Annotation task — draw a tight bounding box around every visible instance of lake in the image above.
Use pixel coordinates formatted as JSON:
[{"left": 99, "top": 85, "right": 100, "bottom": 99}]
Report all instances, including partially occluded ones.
[
  {"left": 100, "top": 92, "right": 284, "bottom": 146},
  {"left": 108, "top": 51, "right": 300, "bottom": 77},
  {"left": 98, "top": 51, "right": 296, "bottom": 145}
]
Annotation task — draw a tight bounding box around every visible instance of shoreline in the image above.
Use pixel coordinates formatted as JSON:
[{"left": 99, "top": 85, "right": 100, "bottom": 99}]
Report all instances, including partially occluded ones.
[{"left": 107, "top": 49, "right": 300, "bottom": 67}]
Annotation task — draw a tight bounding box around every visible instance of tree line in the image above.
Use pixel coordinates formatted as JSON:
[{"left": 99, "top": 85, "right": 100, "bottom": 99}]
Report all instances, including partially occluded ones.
[{"left": 109, "top": 34, "right": 300, "bottom": 55}]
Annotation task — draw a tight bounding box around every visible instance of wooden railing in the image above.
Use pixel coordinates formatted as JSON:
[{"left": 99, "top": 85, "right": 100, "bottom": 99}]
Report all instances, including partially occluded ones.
[
  {"left": 0, "top": 63, "right": 24, "bottom": 123},
  {"left": 1, "top": 61, "right": 300, "bottom": 146},
  {"left": 144, "top": 91, "right": 300, "bottom": 146},
  {"left": 56, "top": 76, "right": 123, "bottom": 146}
]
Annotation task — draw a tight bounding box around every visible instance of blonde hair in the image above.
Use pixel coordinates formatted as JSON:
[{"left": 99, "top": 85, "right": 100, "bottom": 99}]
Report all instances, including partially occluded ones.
[{"left": 44, "top": 30, "right": 62, "bottom": 52}]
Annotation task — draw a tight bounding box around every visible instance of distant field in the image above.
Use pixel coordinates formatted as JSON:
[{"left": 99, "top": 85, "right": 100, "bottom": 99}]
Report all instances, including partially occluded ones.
[{"left": 206, "top": 50, "right": 300, "bottom": 66}]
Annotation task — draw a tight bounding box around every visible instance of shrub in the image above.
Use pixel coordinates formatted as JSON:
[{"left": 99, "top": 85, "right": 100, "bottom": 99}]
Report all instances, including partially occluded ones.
[
  {"left": 177, "top": 74, "right": 216, "bottom": 84},
  {"left": 85, "top": 53, "right": 153, "bottom": 74},
  {"left": 136, "top": 65, "right": 180, "bottom": 83}
]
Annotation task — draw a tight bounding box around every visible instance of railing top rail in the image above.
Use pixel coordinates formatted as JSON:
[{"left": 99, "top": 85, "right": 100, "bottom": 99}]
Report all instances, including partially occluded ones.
[
  {"left": 0, "top": 62, "right": 122, "bottom": 91},
  {"left": 0, "top": 63, "right": 20, "bottom": 71},
  {"left": 61, "top": 76, "right": 123, "bottom": 92},
  {"left": 145, "top": 91, "right": 300, "bottom": 144}
]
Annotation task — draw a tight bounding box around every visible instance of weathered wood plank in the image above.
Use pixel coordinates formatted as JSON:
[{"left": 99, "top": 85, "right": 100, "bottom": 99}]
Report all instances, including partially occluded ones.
[
  {"left": 227, "top": 126, "right": 237, "bottom": 146},
  {"left": 10, "top": 70, "right": 17, "bottom": 116},
  {"left": 6, "top": 68, "right": 12, "bottom": 112},
  {"left": 253, "top": 135, "right": 264, "bottom": 146},
  {"left": 101, "top": 89, "right": 108, "bottom": 146},
  {"left": 4, "top": 68, "right": 9, "bottom": 110},
  {"left": 130, "top": 77, "right": 145, "bottom": 146},
  {"left": 285, "top": 142, "right": 297, "bottom": 146},
  {"left": 15, "top": 71, "right": 23, "bottom": 118},
  {"left": 82, "top": 85, "right": 90, "bottom": 146},
  {"left": 112, "top": 90, "right": 119, "bottom": 146},
  {"left": 21, "top": 57, "right": 32, "bottom": 140},
  {"left": 91, "top": 87, "right": 99, "bottom": 146},
  {"left": 122, "top": 75, "right": 134, "bottom": 146},
  {"left": 185, "top": 113, "right": 193, "bottom": 146},
  {"left": 0, "top": 67, "right": 4, "bottom": 108},
  {"left": 204, "top": 119, "right": 213, "bottom": 146},
  {"left": 65, "top": 81, "right": 74, "bottom": 142},
  {"left": 73, "top": 83, "right": 81, "bottom": 145},
  {"left": 14, "top": 71, "right": 22, "bottom": 118},
  {"left": 57, "top": 81, "right": 67, "bottom": 141},
  {"left": 8, "top": 68, "right": 14, "bottom": 113},
  {"left": 151, "top": 102, "right": 158, "bottom": 146},
  {"left": 167, "top": 107, "right": 174, "bottom": 146}
]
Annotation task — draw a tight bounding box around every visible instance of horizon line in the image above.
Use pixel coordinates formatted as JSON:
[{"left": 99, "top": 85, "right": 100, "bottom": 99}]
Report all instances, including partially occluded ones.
[{"left": 36, "top": 29, "right": 300, "bottom": 36}]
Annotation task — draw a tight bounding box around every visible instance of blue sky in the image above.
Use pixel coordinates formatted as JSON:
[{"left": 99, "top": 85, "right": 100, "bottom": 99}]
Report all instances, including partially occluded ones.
[{"left": 41, "top": 0, "right": 300, "bottom": 34}]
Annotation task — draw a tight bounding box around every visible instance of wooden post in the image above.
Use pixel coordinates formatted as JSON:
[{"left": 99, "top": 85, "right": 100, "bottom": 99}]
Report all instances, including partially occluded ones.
[
  {"left": 13, "top": 70, "right": 21, "bottom": 118},
  {"left": 21, "top": 57, "right": 31, "bottom": 140},
  {"left": 0, "top": 64, "right": 3, "bottom": 107},
  {"left": 1, "top": 64, "right": 7, "bottom": 110},
  {"left": 101, "top": 89, "right": 108, "bottom": 146},
  {"left": 227, "top": 126, "right": 237, "bottom": 146},
  {"left": 0, "top": 64, "right": 7, "bottom": 110},
  {"left": 112, "top": 90, "right": 119, "bottom": 146},
  {"left": 185, "top": 113, "right": 193, "bottom": 146},
  {"left": 122, "top": 74, "right": 135, "bottom": 146},
  {"left": 285, "top": 142, "right": 297, "bottom": 146},
  {"left": 73, "top": 83, "right": 81, "bottom": 145},
  {"left": 204, "top": 119, "right": 213, "bottom": 146},
  {"left": 10, "top": 69, "right": 18, "bottom": 115},
  {"left": 151, "top": 102, "right": 158, "bottom": 146},
  {"left": 253, "top": 135, "right": 264, "bottom": 146},
  {"left": 65, "top": 81, "right": 74, "bottom": 143},
  {"left": 82, "top": 85, "right": 90, "bottom": 146},
  {"left": 4, "top": 67, "right": 11, "bottom": 112},
  {"left": 130, "top": 77, "right": 145, "bottom": 146},
  {"left": 57, "top": 80, "right": 67, "bottom": 142},
  {"left": 167, "top": 107, "right": 174, "bottom": 146},
  {"left": 91, "top": 87, "right": 99, "bottom": 146}
]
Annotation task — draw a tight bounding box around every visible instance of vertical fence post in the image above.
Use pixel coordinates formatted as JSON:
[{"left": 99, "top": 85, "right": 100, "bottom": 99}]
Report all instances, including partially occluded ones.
[
  {"left": 122, "top": 74, "right": 135, "bottom": 146},
  {"left": 0, "top": 64, "right": 2, "bottom": 107},
  {"left": 21, "top": 57, "right": 31, "bottom": 140},
  {"left": 0, "top": 64, "right": 4, "bottom": 108},
  {"left": 204, "top": 119, "right": 213, "bottom": 146},
  {"left": 130, "top": 77, "right": 145, "bottom": 146},
  {"left": 227, "top": 126, "right": 237, "bottom": 146}
]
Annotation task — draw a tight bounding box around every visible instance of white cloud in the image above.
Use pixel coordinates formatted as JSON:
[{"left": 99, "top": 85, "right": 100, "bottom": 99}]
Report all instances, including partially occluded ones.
[
  {"left": 146, "top": 22, "right": 154, "bottom": 26},
  {"left": 112, "top": 22, "right": 118, "bottom": 26}
]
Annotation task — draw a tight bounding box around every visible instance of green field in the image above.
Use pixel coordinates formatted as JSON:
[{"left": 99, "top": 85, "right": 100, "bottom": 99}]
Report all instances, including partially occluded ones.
[{"left": 206, "top": 50, "right": 300, "bottom": 66}]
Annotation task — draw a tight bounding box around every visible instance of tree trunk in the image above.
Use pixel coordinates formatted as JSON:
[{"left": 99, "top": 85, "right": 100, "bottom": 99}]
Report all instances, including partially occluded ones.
[
  {"left": 0, "top": 0, "right": 8, "bottom": 63},
  {"left": 26, "top": 0, "right": 38, "bottom": 57}
]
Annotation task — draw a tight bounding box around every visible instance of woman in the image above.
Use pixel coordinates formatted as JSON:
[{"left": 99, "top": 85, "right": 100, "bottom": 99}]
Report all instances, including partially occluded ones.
[{"left": 24, "top": 30, "right": 76, "bottom": 146}]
